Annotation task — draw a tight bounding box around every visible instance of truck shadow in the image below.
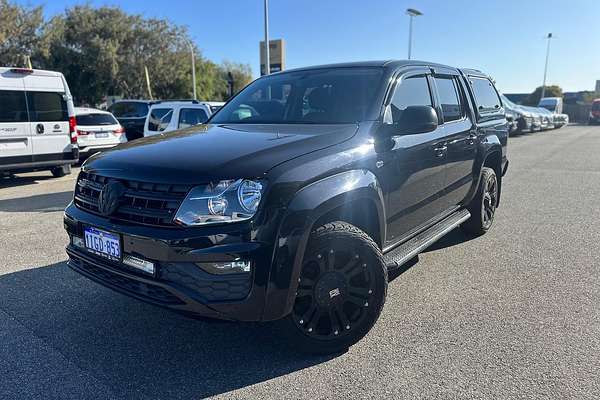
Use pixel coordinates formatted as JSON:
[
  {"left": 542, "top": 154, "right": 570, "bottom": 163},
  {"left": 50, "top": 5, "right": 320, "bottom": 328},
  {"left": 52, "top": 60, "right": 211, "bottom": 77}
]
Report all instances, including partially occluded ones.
[
  {"left": 0, "top": 191, "right": 73, "bottom": 213},
  {"left": 0, "top": 262, "right": 333, "bottom": 399}
]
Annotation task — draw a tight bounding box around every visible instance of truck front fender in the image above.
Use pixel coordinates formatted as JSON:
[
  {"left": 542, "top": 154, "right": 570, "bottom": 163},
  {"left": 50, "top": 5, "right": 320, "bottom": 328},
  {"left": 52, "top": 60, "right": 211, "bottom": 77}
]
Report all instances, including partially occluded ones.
[{"left": 261, "top": 169, "right": 384, "bottom": 321}]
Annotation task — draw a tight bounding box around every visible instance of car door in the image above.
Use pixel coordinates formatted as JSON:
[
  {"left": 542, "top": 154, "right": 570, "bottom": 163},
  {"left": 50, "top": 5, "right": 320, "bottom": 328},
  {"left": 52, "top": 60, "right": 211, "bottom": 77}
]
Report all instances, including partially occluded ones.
[
  {"left": 378, "top": 69, "right": 451, "bottom": 246},
  {"left": 0, "top": 83, "right": 32, "bottom": 167},
  {"left": 431, "top": 71, "right": 477, "bottom": 207},
  {"left": 26, "top": 90, "right": 70, "bottom": 160}
]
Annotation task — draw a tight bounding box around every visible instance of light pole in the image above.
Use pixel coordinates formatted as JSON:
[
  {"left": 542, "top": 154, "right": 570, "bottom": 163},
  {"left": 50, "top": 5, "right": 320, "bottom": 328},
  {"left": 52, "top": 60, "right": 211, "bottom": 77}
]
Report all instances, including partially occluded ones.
[
  {"left": 406, "top": 8, "right": 423, "bottom": 60},
  {"left": 183, "top": 39, "right": 197, "bottom": 100},
  {"left": 540, "top": 33, "right": 553, "bottom": 100},
  {"left": 263, "top": 0, "right": 270, "bottom": 75}
]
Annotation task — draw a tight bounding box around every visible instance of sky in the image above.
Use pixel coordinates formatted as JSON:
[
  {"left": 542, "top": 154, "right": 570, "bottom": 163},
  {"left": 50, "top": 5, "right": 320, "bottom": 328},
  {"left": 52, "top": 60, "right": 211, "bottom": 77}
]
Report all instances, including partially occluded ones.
[{"left": 18, "top": 0, "right": 600, "bottom": 93}]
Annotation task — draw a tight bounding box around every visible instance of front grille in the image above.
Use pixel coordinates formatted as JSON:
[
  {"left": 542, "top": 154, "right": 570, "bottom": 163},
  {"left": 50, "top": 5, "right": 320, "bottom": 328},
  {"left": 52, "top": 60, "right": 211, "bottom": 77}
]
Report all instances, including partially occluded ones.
[
  {"left": 68, "top": 252, "right": 183, "bottom": 305},
  {"left": 74, "top": 171, "right": 192, "bottom": 227}
]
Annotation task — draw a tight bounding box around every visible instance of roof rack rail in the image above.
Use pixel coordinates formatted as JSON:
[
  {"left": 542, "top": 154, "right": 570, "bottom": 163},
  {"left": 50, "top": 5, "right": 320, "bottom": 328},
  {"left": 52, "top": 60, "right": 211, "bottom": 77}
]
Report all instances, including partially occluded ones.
[{"left": 153, "top": 99, "right": 200, "bottom": 104}]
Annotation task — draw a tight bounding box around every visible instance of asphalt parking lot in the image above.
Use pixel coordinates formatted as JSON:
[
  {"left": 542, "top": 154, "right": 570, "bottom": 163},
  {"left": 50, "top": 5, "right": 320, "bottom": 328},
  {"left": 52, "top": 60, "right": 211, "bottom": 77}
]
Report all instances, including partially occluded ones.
[{"left": 1, "top": 124, "right": 599, "bottom": 399}]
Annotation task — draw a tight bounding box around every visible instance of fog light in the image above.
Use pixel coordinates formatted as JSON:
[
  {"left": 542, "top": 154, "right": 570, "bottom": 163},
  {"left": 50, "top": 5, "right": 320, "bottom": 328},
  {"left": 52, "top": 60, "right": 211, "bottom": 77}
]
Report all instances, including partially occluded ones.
[
  {"left": 72, "top": 236, "right": 85, "bottom": 248},
  {"left": 197, "top": 260, "right": 251, "bottom": 275},
  {"left": 123, "top": 255, "right": 155, "bottom": 275}
]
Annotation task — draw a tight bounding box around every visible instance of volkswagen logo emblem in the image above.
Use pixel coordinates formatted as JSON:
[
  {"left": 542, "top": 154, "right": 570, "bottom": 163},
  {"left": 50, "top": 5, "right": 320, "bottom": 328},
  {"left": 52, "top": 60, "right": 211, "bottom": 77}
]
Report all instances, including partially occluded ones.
[{"left": 98, "top": 181, "right": 126, "bottom": 216}]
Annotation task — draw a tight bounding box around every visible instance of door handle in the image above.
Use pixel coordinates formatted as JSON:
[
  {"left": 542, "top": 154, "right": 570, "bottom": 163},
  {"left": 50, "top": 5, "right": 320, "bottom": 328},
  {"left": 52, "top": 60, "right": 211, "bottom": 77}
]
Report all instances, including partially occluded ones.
[
  {"left": 433, "top": 144, "right": 448, "bottom": 157},
  {"left": 468, "top": 132, "right": 478, "bottom": 145}
]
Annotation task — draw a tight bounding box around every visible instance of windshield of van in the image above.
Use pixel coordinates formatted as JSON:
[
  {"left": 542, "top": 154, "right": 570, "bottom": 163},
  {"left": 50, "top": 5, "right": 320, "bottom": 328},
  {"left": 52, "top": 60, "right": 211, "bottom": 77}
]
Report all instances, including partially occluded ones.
[
  {"left": 210, "top": 67, "right": 383, "bottom": 124},
  {"left": 109, "top": 102, "right": 149, "bottom": 118}
]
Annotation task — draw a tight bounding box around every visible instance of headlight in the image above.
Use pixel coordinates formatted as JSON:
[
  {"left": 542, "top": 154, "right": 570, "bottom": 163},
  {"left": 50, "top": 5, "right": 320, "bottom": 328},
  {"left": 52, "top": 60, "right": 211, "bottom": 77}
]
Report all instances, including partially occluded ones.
[{"left": 174, "top": 179, "right": 264, "bottom": 226}]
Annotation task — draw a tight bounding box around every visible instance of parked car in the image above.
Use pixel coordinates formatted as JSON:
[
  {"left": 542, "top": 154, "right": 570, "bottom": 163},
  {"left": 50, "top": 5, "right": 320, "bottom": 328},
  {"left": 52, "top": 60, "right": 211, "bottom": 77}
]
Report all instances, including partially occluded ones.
[
  {"left": 500, "top": 95, "right": 533, "bottom": 133},
  {"left": 0, "top": 67, "right": 78, "bottom": 177},
  {"left": 143, "top": 100, "right": 213, "bottom": 137},
  {"left": 538, "top": 97, "right": 563, "bottom": 113},
  {"left": 64, "top": 60, "right": 508, "bottom": 354},
  {"left": 203, "top": 101, "right": 225, "bottom": 113},
  {"left": 538, "top": 108, "right": 555, "bottom": 130},
  {"left": 75, "top": 107, "right": 126, "bottom": 157},
  {"left": 108, "top": 100, "right": 157, "bottom": 141},
  {"left": 589, "top": 99, "right": 600, "bottom": 125},
  {"left": 538, "top": 97, "right": 568, "bottom": 128},
  {"left": 523, "top": 106, "right": 543, "bottom": 131}
]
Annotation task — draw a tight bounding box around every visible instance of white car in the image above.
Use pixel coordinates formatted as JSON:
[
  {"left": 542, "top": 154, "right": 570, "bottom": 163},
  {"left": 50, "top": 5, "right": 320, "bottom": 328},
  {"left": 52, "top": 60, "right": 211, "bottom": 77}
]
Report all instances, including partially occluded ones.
[
  {"left": 0, "top": 67, "right": 78, "bottom": 177},
  {"left": 143, "top": 101, "right": 214, "bottom": 137},
  {"left": 75, "top": 107, "right": 126, "bottom": 155}
]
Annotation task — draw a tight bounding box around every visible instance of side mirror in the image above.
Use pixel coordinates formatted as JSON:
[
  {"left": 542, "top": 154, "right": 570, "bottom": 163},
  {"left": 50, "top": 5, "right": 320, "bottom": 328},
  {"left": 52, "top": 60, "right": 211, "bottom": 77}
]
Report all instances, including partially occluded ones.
[{"left": 379, "top": 105, "right": 439, "bottom": 136}]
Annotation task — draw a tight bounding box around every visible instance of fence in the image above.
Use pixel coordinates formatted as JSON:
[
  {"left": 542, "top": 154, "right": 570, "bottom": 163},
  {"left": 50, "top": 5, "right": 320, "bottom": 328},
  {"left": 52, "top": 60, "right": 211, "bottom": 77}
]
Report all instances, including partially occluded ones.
[{"left": 563, "top": 104, "right": 591, "bottom": 123}]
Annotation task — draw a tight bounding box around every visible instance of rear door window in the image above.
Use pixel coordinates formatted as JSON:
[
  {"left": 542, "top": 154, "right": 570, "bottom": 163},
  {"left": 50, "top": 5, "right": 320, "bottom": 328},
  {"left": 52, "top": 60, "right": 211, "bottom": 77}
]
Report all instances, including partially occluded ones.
[
  {"left": 76, "top": 113, "right": 118, "bottom": 126},
  {"left": 470, "top": 78, "right": 501, "bottom": 113},
  {"left": 178, "top": 108, "right": 209, "bottom": 129},
  {"left": 147, "top": 108, "right": 173, "bottom": 132},
  {"left": 0, "top": 90, "right": 28, "bottom": 122},
  {"left": 26, "top": 92, "right": 68, "bottom": 122},
  {"left": 434, "top": 77, "right": 463, "bottom": 122}
]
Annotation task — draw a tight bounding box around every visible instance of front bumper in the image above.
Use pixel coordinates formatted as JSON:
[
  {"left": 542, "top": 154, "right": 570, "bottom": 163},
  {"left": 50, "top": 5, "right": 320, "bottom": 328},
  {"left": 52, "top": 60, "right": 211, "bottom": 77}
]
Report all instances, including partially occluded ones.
[{"left": 63, "top": 203, "right": 272, "bottom": 321}]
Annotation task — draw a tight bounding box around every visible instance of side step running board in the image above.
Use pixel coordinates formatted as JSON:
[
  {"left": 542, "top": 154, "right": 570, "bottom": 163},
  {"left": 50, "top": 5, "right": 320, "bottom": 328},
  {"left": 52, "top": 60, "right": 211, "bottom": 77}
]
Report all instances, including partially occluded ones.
[{"left": 383, "top": 209, "right": 471, "bottom": 271}]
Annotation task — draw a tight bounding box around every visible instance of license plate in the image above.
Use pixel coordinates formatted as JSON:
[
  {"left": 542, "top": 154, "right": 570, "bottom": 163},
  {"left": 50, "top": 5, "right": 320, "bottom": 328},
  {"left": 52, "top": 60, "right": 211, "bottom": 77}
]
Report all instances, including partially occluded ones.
[
  {"left": 84, "top": 226, "right": 121, "bottom": 260},
  {"left": 95, "top": 132, "right": 109, "bottom": 138}
]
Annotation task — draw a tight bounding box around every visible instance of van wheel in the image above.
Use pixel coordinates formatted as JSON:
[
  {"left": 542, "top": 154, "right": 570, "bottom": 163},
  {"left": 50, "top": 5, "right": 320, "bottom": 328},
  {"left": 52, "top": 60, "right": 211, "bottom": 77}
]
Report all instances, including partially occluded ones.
[
  {"left": 282, "top": 222, "right": 387, "bottom": 355},
  {"left": 51, "top": 164, "right": 71, "bottom": 178},
  {"left": 461, "top": 167, "right": 498, "bottom": 236}
]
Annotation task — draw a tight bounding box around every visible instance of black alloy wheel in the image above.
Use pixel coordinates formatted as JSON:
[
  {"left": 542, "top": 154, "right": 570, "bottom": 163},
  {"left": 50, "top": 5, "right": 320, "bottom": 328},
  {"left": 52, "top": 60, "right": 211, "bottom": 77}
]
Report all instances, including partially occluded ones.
[
  {"left": 481, "top": 171, "right": 498, "bottom": 230},
  {"left": 283, "top": 222, "right": 387, "bottom": 354},
  {"left": 462, "top": 167, "right": 498, "bottom": 236}
]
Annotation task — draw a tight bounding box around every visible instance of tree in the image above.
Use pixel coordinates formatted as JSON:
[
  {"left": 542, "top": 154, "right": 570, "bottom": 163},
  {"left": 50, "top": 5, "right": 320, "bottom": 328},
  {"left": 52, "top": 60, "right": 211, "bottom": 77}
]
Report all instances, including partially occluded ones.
[
  {"left": 0, "top": 0, "right": 45, "bottom": 67},
  {"left": 1, "top": 1, "right": 254, "bottom": 105},
  {"left": 522, "top": 85, "right": 563, "bottom": 106},
  {"left": 218, "top": 61, "right": 254, "bottom": 99}
]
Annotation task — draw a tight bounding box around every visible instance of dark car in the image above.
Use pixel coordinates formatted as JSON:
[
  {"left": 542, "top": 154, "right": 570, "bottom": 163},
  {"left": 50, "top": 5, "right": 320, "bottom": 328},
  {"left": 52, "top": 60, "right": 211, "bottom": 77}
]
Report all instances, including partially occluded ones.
[
  {"left": 107, "top": 100, "right": 157, "bottom": 141},
  {"left": 64, "top": 61, "right": 509, "bottom": 354}
]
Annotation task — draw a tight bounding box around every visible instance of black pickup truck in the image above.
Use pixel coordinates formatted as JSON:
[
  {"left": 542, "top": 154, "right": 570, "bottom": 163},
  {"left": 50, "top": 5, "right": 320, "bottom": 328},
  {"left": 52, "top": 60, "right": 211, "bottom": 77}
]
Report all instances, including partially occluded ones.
[{"left": 64, "top": 60, "right": 508, "bottom": 354}]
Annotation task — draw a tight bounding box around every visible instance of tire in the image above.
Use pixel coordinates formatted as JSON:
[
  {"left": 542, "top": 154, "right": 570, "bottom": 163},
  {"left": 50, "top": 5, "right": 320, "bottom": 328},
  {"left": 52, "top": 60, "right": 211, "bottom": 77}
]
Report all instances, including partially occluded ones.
[
  {"left": 51, "top": 164, "right": 71, "bottom": 178},
  {"left": 281, "top": 221, "right": 387, "bottom": 355},
  {"left": 461, "top": 167, "right": 498, "bottom": 236}
]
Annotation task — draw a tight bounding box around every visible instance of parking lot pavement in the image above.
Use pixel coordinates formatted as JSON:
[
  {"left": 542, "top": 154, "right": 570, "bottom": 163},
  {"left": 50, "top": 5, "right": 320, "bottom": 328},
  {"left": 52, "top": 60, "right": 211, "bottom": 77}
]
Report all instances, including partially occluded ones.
[{"left": 1, "top": 125, "right": 600, "bottom": 399}]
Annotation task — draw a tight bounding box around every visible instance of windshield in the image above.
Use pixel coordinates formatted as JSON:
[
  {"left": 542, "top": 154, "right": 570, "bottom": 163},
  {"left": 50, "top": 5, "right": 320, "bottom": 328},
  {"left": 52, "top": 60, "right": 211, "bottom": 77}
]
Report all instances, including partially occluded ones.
[
  {"left": 592, "top": 102, "right": 600, "bottom": 111},
  {"left": 109, "top": 102, "right": 149, "bottom": 118},
  {"left": 76, "top": 113, "right": 118, "bottom": 126},
  {"left": 210, "top": 67, "right": 383, "bottom": 124}
]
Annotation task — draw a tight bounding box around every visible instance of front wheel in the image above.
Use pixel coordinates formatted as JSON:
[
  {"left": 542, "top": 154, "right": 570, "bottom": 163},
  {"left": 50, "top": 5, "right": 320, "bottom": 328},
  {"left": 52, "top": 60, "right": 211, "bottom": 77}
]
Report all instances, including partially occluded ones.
[
  {"left": 461, "top": 167, "right": 498, "bottom": 236},
  {"left": 281, "top": 222, "right": 387, "bottom": 355}
]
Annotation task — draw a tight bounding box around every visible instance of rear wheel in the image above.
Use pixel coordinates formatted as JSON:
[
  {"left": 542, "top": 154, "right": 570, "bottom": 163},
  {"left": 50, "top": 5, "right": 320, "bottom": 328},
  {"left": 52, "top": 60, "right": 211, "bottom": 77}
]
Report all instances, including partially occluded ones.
[
  {"left": 461, "top": 167, "right": 498, "bottom": 236},
  {"left": 51, "top": 164, "right": 71, "bottom": 178},
  {"left": 282, "top": 222, "right": 387, "bottom": 354}
]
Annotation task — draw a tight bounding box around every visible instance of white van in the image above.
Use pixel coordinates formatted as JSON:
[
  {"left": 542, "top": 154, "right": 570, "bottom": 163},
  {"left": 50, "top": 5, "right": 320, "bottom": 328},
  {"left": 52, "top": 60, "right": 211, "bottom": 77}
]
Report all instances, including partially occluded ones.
[
  {"left": 143, "top": 101, "right": 214, "bottom": 137},
  {"left": 0, "top": 67, "right": 78, "bottom": 177}
]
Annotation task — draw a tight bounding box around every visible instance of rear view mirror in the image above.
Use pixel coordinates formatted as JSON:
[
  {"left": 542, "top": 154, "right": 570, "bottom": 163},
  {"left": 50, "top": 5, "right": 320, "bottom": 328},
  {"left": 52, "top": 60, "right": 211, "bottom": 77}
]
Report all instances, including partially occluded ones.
[
  {"left": 379, "top": 105, "right": 439, "bottom": 137},
  {"left": 395, "top": 105, "right": 438, "bottom": 135}
]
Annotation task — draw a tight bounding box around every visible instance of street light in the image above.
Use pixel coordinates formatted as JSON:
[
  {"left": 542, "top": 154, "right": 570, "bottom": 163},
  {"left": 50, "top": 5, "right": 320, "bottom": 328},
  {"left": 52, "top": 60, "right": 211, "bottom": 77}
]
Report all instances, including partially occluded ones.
[
  {"left": 406, "top": 8, "right": 423, "bottom": 60},
  {"left": 263, "top": 0, "right": 270, "bottom": 75},
  {"left": 184, "top": 38, "right": 197, "bottom": 100},
  {"left": 540, "top": 33, "right": 553, "bottom": 100}
]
